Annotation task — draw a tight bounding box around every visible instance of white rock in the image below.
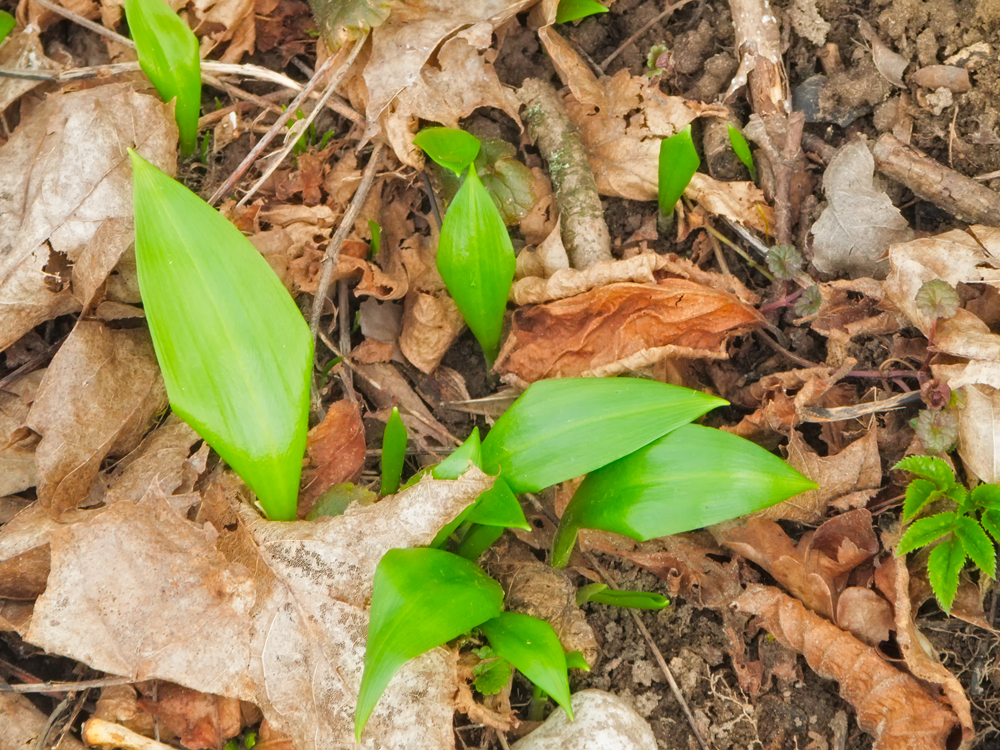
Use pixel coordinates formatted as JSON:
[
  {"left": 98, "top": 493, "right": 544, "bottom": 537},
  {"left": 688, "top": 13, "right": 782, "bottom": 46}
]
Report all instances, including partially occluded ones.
[{"left": 511, "top": 689, "right": 658, "bottom": 750}]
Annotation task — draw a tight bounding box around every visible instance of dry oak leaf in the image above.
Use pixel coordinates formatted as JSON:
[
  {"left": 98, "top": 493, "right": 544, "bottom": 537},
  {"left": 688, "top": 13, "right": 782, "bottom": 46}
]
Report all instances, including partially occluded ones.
[
  {"left": 26, "top": 321, "right": 168, "bottom": 520},
  {"left": 495, "top": 278, "right": 765, "bottom": 384},
  {"left": 299, "top": 399, "right": 366, "bottom": 513},
  {"left": 736, "top": 584, "right": 961, "bottom": 750},
  {"left": 102, "top": 415, "right": 203, "bottom": 506},
  {"left": 25, "top": 470, "right": 494, "bottom": 750}
]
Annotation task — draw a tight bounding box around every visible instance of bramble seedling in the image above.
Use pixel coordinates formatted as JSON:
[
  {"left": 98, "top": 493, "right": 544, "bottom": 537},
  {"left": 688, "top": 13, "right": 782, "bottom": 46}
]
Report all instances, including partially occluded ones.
[
  {"left": 727, "top": 124, "right": 757, "bottom": 182},
  {"left": 658, "top": 125, "right": 700, "bottom": 223},
  {"left": 895, "top": 456, "right": 999, "bottom": 613},
  {"left": 123, "top": 0, "right": 201, "bottom": 155}
]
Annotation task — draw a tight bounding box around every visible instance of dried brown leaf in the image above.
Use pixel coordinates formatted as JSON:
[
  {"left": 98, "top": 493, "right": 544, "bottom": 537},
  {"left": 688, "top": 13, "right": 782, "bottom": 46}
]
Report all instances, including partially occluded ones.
[
  {"left": 300, "top": 400, "right": 366, "bottom": 512},
  {"left": 102, "top": 415, "right": 202, "bottom": 506},
  {"left": 399, "top": 291, "right": 465, "bottom": 374},
  {"left": 0, "top": 29, "right": 58, "bottom": 114},
  {"left": 136, "top": 682, "right": 243, "bottom": 750},
  {"left": 495, "top": 279, "right": 765, "bottom": 384},
  {"left": 0, "top": 370, "right": 42, "bottom": 496}
]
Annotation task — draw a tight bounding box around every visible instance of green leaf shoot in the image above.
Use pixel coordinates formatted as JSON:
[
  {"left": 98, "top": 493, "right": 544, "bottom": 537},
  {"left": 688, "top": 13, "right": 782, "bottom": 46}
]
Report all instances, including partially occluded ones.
[
  {"left": 480, "top": 613, "right": 573, "bottom": 719},
  {"left": 902, "top": 479, "right": 939, "bottom": 522},
  {"left": 0, "top": 10, "right": 15, "bottom": 43},
  {"left": 432, "top": 138, "right": 536, "bottom": 225},
  {"left": 928, "top": 535, "right": 966, "bottom": 613},
  {"left": 129, "top": 150, "right": 311, "bottom": 521},
  {"left": 576, "top": 583, "right": 669, "bottom": 610},
  {"left": 481, "top": 378, "right": 727, "bottom": 495},
  {"left": 357, "top": 548, "right": 503, "bottom": 740},
  {"left": 551, "top": 424, "right": 817, "bottom": 568},
  {"left": 368, "top": 219, "right": 381, "bottom": 257},
  {"left": 556, "top": 0, "right": 609, "bottom": 23},
  {"left": 124, "top": 0, "right": 201, "bottom": 155},
  {"left": 456, "top": 524, "right": 505, "bottom": 560},
  {"left": 658, "top": 125, "right": 700, "bottom": 217},
  {"left": 565, "top": 651, "right": 590, "bottom": 671},
  {"left": 727, "top": 124, "right": 757, "bottom": 182},
  {"left": 380, "top": 406, "right": 407, "bottom": 496},
  {"left": 414, "top": 127, "right": 482, "bottom": 176}
]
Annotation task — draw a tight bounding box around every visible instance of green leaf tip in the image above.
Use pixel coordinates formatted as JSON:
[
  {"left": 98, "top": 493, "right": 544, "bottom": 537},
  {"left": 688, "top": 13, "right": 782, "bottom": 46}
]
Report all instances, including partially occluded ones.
[
  {"left": 658, "top": 125, "right": 700, "bottom": 217},
  {"left": 380, "top": 406, "right": 407, "bottom": 496},
  {"left": 414, "top": 127, "right": 482, "bottom": 176},
  {"left": 129, "top": 150, "right": 312, "bottom": 521},
  {"left": 727, "top": 124, "right": 757, "bottom": 182},
  {"left": 123, "top": 0, "right": 201, "bottom": 155},
  {"left": 356, "top": 548, "right": 503, "bottom": 740},
  {"left": 556, "top": 0, "right": 609, "bottom": 23}
]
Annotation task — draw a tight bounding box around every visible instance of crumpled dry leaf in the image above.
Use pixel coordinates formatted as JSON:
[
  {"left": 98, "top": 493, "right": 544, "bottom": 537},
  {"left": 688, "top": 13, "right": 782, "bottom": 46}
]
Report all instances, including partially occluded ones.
[
  {"left": 683, "top": 173, "right": 774, "bottom": 235},
  {"left": 811, "top": 139, "right": 912, "bottom": 278},
  {"left": 858, "top": 19, "right": 908, "bottom": 88},
  {"left": 102, "top": 415, "right": 202, "bottom": 506},
  {"left": 353, "top": 362, "right": 457, "bottom": 448},
  {"left": 0, "top": 29, "right": 59, "bottom": 114},
  {"left": 0, "top": 370, "right": 43, "bottom": 496},
  {"left": 26, "top": 321, "right": 168, "bottom": 520},
  {"left": 495, "top": 278, "right": 765, "bottom": 384},
  {"left": 736, "top": 584, "right": 961, "bottom": 750},
  {"left": 189, "top": 0, "right": 256, "bottom": 61},
  {"left": 26, "top": 470, "right": 493, "bottom": 750},
  {"left": 0, "top": 84, "right": 177, "bottom": 350},
  {"left": 299, "top": 399, "right": 366, "bottom": 513}
]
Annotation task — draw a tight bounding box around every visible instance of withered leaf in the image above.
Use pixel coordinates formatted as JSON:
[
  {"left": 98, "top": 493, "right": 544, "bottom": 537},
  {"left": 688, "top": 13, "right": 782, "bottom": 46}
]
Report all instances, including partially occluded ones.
[{"left": 300, "top": 399, "right": 366, "bottom": 513}]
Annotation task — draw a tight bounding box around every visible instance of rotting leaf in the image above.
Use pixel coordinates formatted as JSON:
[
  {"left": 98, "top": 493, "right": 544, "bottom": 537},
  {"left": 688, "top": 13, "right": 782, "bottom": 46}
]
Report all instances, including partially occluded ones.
[{"left": 300, "top": 400, "right": 366, "bottom": 512}]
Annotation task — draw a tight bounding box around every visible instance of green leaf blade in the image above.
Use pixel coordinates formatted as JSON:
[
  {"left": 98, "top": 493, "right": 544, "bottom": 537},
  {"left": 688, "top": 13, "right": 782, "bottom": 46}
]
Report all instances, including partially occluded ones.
[
  {"left": 130, "top": 151, "right": 312, "bottom": 520},
  {"left": 953, "top": 516, "right": 996, "bottom": 578},
  {"left": 415, "top": 127, "right": 482, "bottom": 176},
  {"left": 556, "top": 0, "right": 609, "bottom": 24},
  {"left": 971, "top": 484, "right": 1000, "bottom": 511},
  {"left": 726, "top": 124, "right": 757, "bottom": 182},
  {"left": 551, "top": 424, "right": 816, "bottom": 567},
  {"left": 902, "top": 479, "right": 938, "bottom": 521},
  {"left": 928, "top": 536, "right": 965, "bottom": 613},
  {"left": 981, "top": 509, "right": 1000, "bottom": 543},
  {"left": 481, "top": 378, "right": 727, "bottom": 495},
  {"left": 480, "top": 613, "right": 573, "bottom": 719},
  {"left": 0, "top": 10, "right": 15, "bottom": 43},
  {"left": 380, "top": 406, "right": 407, "bottom": 496},
  {"left": 357, "top": 548, "right": 503, "bottom": 740},
  {"left": 897, "top": 512, "right": 958, "bottom": 555},
  {"left": 124, "top": 0, "right": 201, "bottom": 155},
  {"left": 893, "top": 456, "right": 956, "bottom": 490},
  {"left": 658, "top": 125, "right": 700, "bottom": 216}
]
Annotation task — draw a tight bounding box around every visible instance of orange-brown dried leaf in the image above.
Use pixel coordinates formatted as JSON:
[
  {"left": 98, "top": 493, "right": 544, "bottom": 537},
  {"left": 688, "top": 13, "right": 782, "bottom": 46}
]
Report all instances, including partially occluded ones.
[
  {"left": 495, "top": 279, "right": 764, "bottom": 384},
  {"left": 300, "top": 400, "right": 366, "bottom": 513},
  {"left": 737, "top": 584, "right": 961, "bottom": 750},
  {"left": 136, "top": 682, "right": 243, "bottom": 750}
]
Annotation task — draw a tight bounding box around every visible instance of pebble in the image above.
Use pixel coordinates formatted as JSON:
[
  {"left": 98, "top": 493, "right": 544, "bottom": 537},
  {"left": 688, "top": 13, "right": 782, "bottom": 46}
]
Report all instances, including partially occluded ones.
[{"left": 511, "top": 689, "right": 659, "bottom": 750}]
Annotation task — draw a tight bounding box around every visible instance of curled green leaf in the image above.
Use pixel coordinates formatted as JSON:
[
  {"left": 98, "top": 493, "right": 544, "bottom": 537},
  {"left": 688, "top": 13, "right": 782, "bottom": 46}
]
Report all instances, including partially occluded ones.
[
  {"left": 576, "top": 583, "right": 669, "bottom": 610},
  {"left": 129, "top": 150, "right": 312, "bottom": 521},
  {"left": 556, "top": 0, "right": 609, "bottom": 23},
  {"left": 380, "top": 406, "right": 407, "bottom": 496},
  {"left": 415, "top": 127, "right": 482, "bottom": 176}
]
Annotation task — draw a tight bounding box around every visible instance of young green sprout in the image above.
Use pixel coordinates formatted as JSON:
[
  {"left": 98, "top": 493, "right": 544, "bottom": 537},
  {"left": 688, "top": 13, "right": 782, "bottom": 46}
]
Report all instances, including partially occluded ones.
[
  {"left": 556, "top": 0, "right": 609, "bottom": 23},
  {"left": 0, "top": 11, "right": 15, "bottom": 43},
  {"left": 576, "top": 583, "right": 669, "bottom": 610},
  {"left": 727, "top": 124, "right": 757, "bottom": 182},
  {"left": 123, "top": 0, "right": 201, "bottom": 155},
  {"left": 129, "top": 151, "right": 312, "bottom": 521},
  {"left": 658, "top": 125, "right": 700, "bottom": 224},
  {"left": 380, "top": 406, "right": 407, "bottom": 496}
]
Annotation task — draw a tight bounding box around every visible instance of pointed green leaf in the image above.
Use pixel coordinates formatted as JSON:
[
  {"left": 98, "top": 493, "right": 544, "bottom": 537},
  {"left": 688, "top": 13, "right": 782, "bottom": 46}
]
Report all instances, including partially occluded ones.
[
  {"left": 415, "top": 127, "right": 482, "bottom": 176},
  {"left": 480, "top": 613, "right": 573, "bottom": 719},
  {"left": 129, "top": 150, "right": 311, "bottom": 520},
  {"left": 124, "top": 0, "right": 201, "bottom": 155},
  {"left": 0, "top": 11, "right": 15, "bottom": 43},
  {"left": 972, "top": 484, "right": 1000, "bottom": 511},
  {"left": 433, "top": 428, "right": 482, "bottom": 480},
  {"left": 981, "top": 509, "right": 1000, "bottom": 543},
  {"left": 380, "top": 406, "right": 407, "bottom": 495},
  {"left": 565, "top": 651, "right": 590, "bottom": 671},
  {"left": 368, "top": 219, "right": 381, "bottom": 257},
  {"left": 953, "top": 516, "right": 996, "bottom": 578},
  {"left": 357, "top": 548, "right": 503, "bottom": 740},
  {"left": 481, "top": 378, "right": 727, "bottom": 495},
  {"left": 577, "top": 583, "right": 669, "bottom": 610},
  {"left": 467, "top": 476, "right": 529, "bottom": 529},
  {"left": 556, "top": 0, "right": 609, "bottom": 23},
  {"left": 436, "top": 168, "right": 515, "bottom": 365},
  {"left": 893, "top": 455, "right": 956, "bottom": 491},
  {"left": 552, "top": 424, "right": 817, "bottom": 567},
  {"left": 927, "top": 536, "right": 965, "bottom": 613},
  {"left": 902, "top": 479, "right": 939, "bottom": 521},
  {"left": 433, "top": 139, "right": 536, "bottom": 226},
  {"left": 457, "top": 523, "right": 505, "bottom": 560},
  {"left": 726, "top": 124, "right": 757, "bottom": 182},
  {"left": 897, "top": 512, "right": 958, "bottom": 555},
  {"left": 658, "top": 125, "right": 699, "bottom": 216}
]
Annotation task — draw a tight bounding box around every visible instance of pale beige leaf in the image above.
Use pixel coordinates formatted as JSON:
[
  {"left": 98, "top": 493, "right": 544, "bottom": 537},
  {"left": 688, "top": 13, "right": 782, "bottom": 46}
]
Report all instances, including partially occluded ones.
[
  {"left": 0, "top": 371, "right": 43, "bottom": 496},
  {"left": 956, "top": 384, "right": 1000, "bottom": 483},
  {"left": 0, "top": 30, "right": 59, "bottom": 114},
  {"left": 685, "top": 173, "right": 773, "bottom": 235},
  {"left": 102, "top": 415, "right": 202, "bottom": 506},
  {"left": 399, "top": 291, "right": 465, "bottom": 374}
]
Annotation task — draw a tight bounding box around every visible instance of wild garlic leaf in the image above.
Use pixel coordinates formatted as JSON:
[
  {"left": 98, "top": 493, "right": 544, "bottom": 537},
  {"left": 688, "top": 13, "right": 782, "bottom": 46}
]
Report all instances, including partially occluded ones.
[
  {"left": 727, "top": 124, "right": 757, "bottom": 182},
  {"left": 928, "top": 536, "right": 966, "bottom": 613},
  {"left": 658, "top": 125, "right": 699, "bottom": 216},
  {"left": 893, "top": 456, "right": 956, "bottom": 491},
  {"left": 556, "top": 0, "right": 609, "bottom": 23},
  {"left": 415, "top": 127, "right": 482, "bottom": 176},
  {"left": 129, "top": 150, "right": 311, "bottom": 521},
  {"left": 380, "top": 406, "right": 407, "bottom": 496},
  {"left": 433, "top": 139, "right": 536, "bottom": 226},
  {"left": 897, "top": 512, "right": 958, "bottom": 555},
  {"left": 0, "top": 10, "right": 15, "bottom": 42},
  {"left": 577, "top": 583, "right": 669, "bottom": 610},
  {"left": 953, "top": 516, "right": 996, "bottom": 578}
]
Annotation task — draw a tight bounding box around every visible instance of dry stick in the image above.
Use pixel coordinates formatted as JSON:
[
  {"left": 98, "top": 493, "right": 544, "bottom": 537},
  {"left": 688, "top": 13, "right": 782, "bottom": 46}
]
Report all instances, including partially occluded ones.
[
  {"left": 872, "top": 133, "right": 1000, "bottom": 225},
  {"left": 208, "top": 36, "right": 365, "bottom": 206},
  {"left": 0, "top": 676, "right": 134, "bottom": 694},
  {"left": 518, "top": 78, "right": 611, "bottom": 270},
  {"left": 599, "top": 0, "right": 699, "bottom": 71}
]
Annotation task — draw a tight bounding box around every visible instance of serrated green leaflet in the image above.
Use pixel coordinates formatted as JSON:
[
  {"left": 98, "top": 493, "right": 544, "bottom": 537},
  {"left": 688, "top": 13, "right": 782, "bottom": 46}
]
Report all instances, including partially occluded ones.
[
  {"left": 953, "top": 516, "right": 995, "bottom": 578},
  {"left": 480, "top": 613, "right": 573, "bottom": 719},
  {"left": 577, "top": 583, "right": 669, "bottom": 610},
  {"left": 481, "top": 378, "right": 727, "bottom": 495},
  {"left": 0, "top": 10, "right": 15, "bottom": 42},
  {"left": 129, "top": 151, "right": 311, "bottom": 521},
  {"left": 415, "top": 127, "right": 482, "bottom": 176},
  {"left": 658, "top": 125, "right": 700, "bottom": 217},
  {"left": 556, "top": 0, "right": 609, "bottom": 23},
  {"left": 972, "top": 484, "right": 1000, "bottom": 509},
  {"left": 982, "top": 510, "right": 1000, "bottom": 542},
  {"left": 727, "top": 124, "right": 757, "bottom": 182},
  {"left": 903, "top": 479, "right": 939, "bottom": 521},
  {"left": 928, "top": 536, "right": 965, "bottom": 613},
  {"left": 124, "top": 0, "right": 201, "bottom": 155},
  {"left": 893, "top": 455, "right": 956, "bottom": 490},
  {"left": 380, "top": 406, "right": 407, "bottom": 495},
  {"left": 552, "top": 424, "right": 816, "bottom": 567},
  {"left": 357, "top": 548, "right": 503, "bottom": 740},
  {"left": 472, "top": 647, "right": 512, "bottom": 695},
  {"left": 897, "top": 512, "right": 957, "bottom": 555}
]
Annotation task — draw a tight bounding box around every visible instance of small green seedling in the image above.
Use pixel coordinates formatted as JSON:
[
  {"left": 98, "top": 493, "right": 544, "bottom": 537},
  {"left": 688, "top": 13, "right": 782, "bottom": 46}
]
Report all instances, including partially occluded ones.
[
  {"left": 368, "top": 219, "right": 382, "bottom": 257},
  {"left": 895, "top": 456, "right": 999, "bottom": 613},
  {"left": 129, "top": 151, "right": 312, "bottom": 521},
  {"left": 0, "top": 11, "right": 15, "bottom": 43},
  {"left": 727, "top": 124, "right": 757, "bottom": 182},
  {"left": 472, "top": 645, "right": 512, "bottom": 695},
  {"left": 380, "top": 406, "right": 407, "bottom": 496},
  {"left": 576, "top": 583, "right": 669, "bottom": 610},
  {"left": 414, "top": 127, "right": 516, "bottom": 367},
  {"left": 658, "top": 125, "right": 700, "bottom": 222},
  {"left": 124, "top": 0, "right": 201, "bottom": 155},
  {"left": 556, "top": 0, "right": 609, "bottom": 23}
]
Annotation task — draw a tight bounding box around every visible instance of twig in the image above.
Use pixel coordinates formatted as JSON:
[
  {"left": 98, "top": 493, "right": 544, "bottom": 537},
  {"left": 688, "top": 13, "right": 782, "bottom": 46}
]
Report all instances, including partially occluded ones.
[
  {"left": 309, "top": 140, "right": 386, "bottom": 342},
  {"left": 599, "top": 0, "right": 699, "bottom": 71},
  {"left": 208, "top": 36, "right": 366, "bottom": 205},
  {"left": 0, "top": 676, "right": 134, "bottom": 694}
]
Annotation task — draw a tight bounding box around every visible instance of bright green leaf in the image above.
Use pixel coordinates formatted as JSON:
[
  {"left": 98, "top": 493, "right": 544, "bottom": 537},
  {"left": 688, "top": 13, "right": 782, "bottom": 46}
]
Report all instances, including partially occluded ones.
[
  {"left": 972, "top": 484, "right": 1000, "bottom": 511},
  {"left": 552, "top": 424, "right": 816, "bottom": 568},
  {"left": 902, "top": 479, "right": 939, "bottom": 521},
  {"left": 565, "top": 651, "right": 590, "bottom": 671},
  {"left": 467, "top": 477, "right": 528, "bottom": 529},
  {"left": 306, "top": 483, "right": 376, "bottom": 520},
  {"left": 308, "top": 0, "right": 390, "bottom": 50},
  {"left": 981, "top": 509, "right": 1000, "bottom": 543},
  {"left": 897, "top": 512, "right": 958, "bottom": 555},
  {"left": 129, "top": 150, "right": 311, "bottom": 521},
  {"left": 481, "top": 378, "right": 727, "bottom": 495},
  {"left": 658, "top": 125, "right": 699, "bottom": 217},
  {"left": 124, "top": 0, "right": 201, "bottom": 155},
  {"left": 433, "top": 139, "right": 536, "bottom": 226},
  {"left": 0, "top": 11, "right": 15, "bottom": 43},
  {"left": 556, "top": 0, "right": 609, "bottom": 23},
  {"left": 436, "top": 168, "right": 515, "bottom": 365},
  {"left": 577, "top": 583, "right": 669, "bottom": 610},
  {"left": 727, "top": 124, "right": 757, "bottom": 182},
  {"left": 380, "top": 406, "right": 407, "bottom": 496},
  {"left": 928, "top": 536, "right": 965, "bottom": 613},
  {"left": 953, "top": 516, "right": 996, "bottom": 578},
  {"left": 472, "top": 646, "right": 513, "bottom": 695},
  {"left": 357, "top": 548, "right": 503, "bottom": 740},
  {"left": 415, "top": 127, "right": 482, "bottom": 176},
  {"left": 893, "top": 455, "right": 956, "bottom": 491},
  {"left": 457, "top": 523, "right": 505, "bottom": 560},
  {"left": 368, "top": 219, "right": 381, "bottom": 257},
  {"left": 480, "top": 613, "right": 573, "bottom": 719}
]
